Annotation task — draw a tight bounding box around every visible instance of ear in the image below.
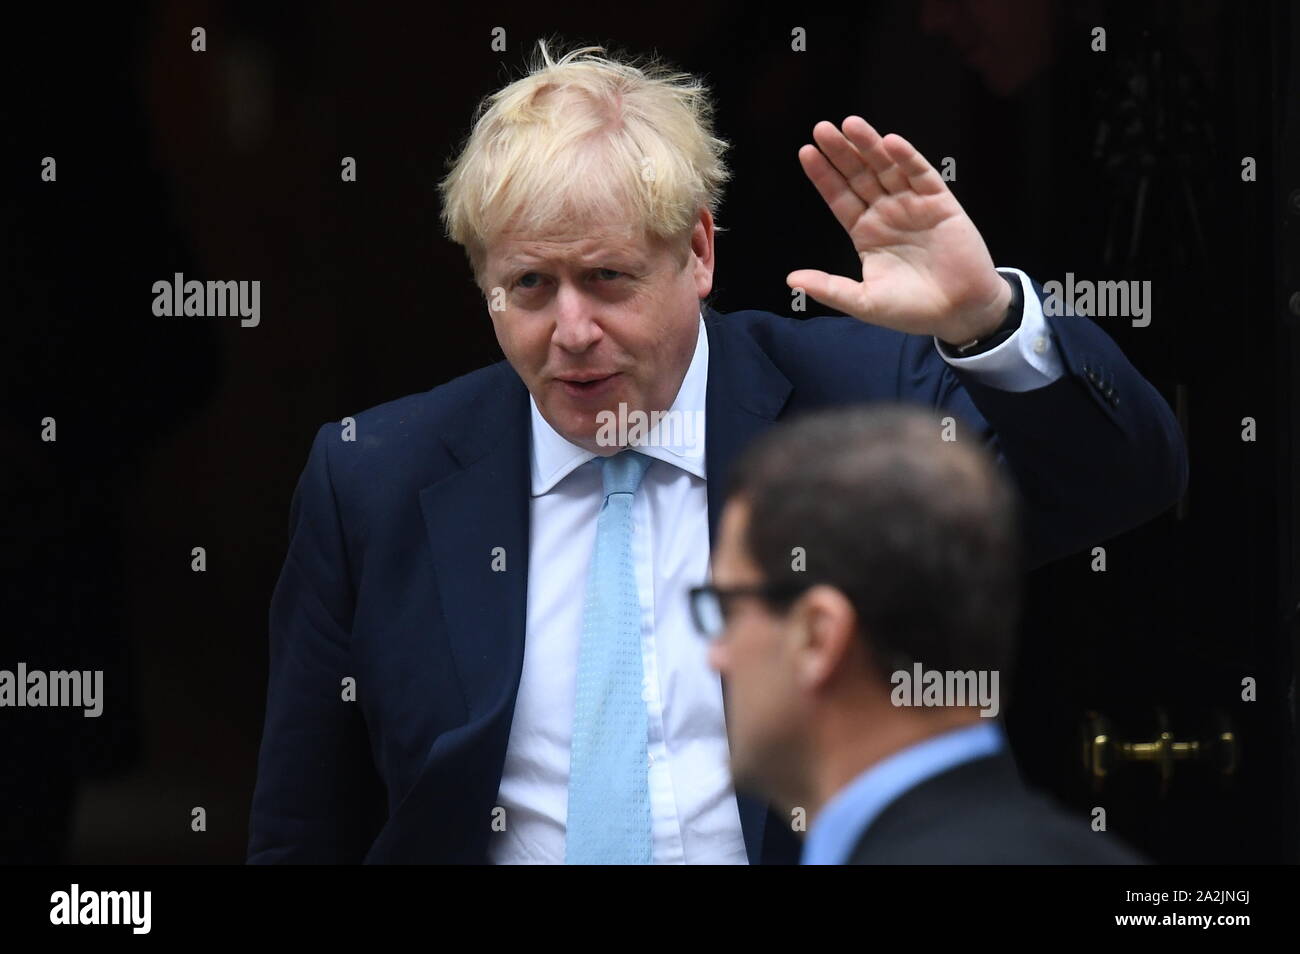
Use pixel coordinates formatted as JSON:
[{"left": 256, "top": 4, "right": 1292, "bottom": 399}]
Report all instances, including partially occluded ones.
[
  {"left": 689, "top": 207, "right": 715, "bottom": 299},
  {"left": 795, "top": 584, "right": 859, "bottom": 691}
]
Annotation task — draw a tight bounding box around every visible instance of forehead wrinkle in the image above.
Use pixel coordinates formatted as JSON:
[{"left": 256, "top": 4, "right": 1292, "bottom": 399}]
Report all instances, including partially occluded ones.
[{"left": 497, "top": 236, "right": 645, "bottom": 270}]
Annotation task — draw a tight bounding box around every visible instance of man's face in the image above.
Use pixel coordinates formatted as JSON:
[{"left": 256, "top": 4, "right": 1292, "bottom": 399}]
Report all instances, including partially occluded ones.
[
  {"left": 706, "top": 497, "right": 805, "bottom": 800},
  {"left": 480, "top": 209, "right": 714, "bottom": 455}
]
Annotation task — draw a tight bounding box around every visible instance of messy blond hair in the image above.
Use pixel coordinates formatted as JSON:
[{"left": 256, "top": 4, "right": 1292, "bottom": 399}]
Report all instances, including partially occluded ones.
[{"left": 437, "top": 38, "right": 731, "bottom": 286}]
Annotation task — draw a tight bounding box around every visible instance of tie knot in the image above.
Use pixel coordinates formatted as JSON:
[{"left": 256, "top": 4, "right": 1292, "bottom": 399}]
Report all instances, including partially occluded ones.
[{"left": 600, "top": 450, "right": 650, "bottom": 498}]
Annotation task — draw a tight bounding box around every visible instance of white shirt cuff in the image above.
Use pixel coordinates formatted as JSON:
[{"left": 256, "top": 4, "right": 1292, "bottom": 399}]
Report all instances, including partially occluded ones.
[{"left": 934, "top": 267, "right": 1065, "bottom": 392}]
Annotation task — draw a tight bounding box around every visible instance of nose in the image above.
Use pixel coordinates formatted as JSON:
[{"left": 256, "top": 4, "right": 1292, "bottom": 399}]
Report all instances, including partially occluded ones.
[{"left": 551, "top": 284, "right": 603, "bottom": 354}]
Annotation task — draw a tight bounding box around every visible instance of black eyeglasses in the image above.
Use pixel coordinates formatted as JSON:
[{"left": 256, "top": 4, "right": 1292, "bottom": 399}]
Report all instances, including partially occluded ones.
[{"left": 688, "top": 582, "right": 814, "bottom": 641}]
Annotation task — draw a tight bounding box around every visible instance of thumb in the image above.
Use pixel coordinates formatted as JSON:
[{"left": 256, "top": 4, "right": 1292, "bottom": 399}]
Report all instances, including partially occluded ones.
[{"left": 786, "top": 269, "right": 864, "bottom": 316}]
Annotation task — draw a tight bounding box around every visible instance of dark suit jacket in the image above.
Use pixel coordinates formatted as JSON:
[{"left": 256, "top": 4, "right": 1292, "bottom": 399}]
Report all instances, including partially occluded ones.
[
  {"left": 247, "top": 284, "right": 1187, "bottom": 863},
  {"left": 846, "top": 749, "right": 1145, "bottom": 864}
]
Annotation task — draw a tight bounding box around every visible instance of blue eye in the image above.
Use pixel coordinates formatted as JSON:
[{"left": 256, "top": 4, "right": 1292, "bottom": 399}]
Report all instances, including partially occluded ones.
[
  {"left": 516, "top": 272, "right": 541, "bottom": 288},
  {"left": 596, "top": 268, "right": 622, "bottom": 280}
]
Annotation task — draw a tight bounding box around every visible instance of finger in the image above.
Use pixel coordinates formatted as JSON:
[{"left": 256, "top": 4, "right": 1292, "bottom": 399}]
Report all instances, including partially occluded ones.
[
  {"left": 797, "top": 143, "right": 867, "bottom": 236},
  {"left": 880, "top": 132, "right": 948, "bottom": 196},
  {"left": 840, "top": 116, "right": 910, "bottom": 195},
  {"left": 809, "top": 120, "right": 886, "bottom": 206},
  {"left": 786, "top": 268, "right": 868, "bottom": 318}
]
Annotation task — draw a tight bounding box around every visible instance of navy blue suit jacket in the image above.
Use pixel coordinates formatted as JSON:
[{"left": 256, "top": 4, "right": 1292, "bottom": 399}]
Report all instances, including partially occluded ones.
[{"left": 247, "top": 287, "right": 1187, "bottom": 864}]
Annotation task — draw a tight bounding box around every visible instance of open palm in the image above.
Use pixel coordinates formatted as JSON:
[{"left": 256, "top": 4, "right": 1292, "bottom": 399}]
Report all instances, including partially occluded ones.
[{"left": 787, "top": 116, "right": 1010, "bottom": 345}]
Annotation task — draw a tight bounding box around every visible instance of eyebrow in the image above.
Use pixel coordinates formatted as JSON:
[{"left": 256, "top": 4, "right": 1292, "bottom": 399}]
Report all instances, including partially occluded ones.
[{"left": 497, "top": 249, "right": 645, "bottom": 273}]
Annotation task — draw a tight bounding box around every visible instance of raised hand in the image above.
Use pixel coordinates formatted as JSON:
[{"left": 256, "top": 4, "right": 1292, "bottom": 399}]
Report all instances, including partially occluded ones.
[{"left": 787, "top": 116, "right": 1011, "bottom": 346}]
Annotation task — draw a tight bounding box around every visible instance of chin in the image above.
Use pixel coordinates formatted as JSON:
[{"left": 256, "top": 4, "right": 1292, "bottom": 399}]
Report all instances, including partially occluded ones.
[
  {"left": 539, "top": 403, "right": 594, "bottom": 440},
  {"left": 560, "top": 424, "right": 601, "bottom": 450}
]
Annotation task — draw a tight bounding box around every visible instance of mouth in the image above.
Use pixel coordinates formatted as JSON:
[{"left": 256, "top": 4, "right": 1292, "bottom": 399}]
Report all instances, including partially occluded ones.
[{"left": 557, "top": 372, "right": 620, "bottom": 400}]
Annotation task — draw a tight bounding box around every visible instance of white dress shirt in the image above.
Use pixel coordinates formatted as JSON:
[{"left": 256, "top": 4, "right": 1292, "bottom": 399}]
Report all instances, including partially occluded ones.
[{"left": 487, "top": 267, "right": 1059, "bottom": 864}]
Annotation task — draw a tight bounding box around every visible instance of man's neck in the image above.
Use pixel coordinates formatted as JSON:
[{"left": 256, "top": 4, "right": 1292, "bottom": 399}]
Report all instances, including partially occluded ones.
[{"left": 801, "top": 706, "right": 985, "bottom": 825}]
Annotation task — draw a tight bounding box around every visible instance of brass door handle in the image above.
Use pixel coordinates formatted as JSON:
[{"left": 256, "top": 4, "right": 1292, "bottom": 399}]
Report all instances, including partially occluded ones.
[{"left": 1082, "top": 707, "right": 1238, "bottom": 796}]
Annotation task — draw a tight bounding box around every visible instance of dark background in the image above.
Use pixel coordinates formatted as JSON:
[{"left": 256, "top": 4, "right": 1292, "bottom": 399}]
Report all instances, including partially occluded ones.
[{"left": 3, "top": 0, "right": 1297, "bottom": 863}]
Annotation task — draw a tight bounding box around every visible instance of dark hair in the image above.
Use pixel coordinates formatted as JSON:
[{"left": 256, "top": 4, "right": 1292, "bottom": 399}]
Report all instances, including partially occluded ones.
[{"left": 725, "top": 404, "right": 1021, "bottom": 684}]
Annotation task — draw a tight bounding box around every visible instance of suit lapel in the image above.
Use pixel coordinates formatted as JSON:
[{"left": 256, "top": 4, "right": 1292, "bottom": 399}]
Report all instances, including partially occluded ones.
[
  {"left": 703, "top": 306, "right": 794, "bottom": 546},
  {"left": 703, "top": 305, "right": 794, "bottom": 863},
  {"left": 419, "top": 364, "right": 533, "bottom": 723}
]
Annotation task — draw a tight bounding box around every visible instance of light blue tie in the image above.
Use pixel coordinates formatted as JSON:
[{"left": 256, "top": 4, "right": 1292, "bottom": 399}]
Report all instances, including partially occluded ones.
[{"left": 565, "top": 450, "right": 653, "bottom": 864}]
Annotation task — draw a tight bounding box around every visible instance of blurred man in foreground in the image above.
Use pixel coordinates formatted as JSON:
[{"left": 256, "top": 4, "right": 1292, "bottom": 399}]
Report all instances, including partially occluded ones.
[{"left": 702, "top": 405, "right": 1144, "bottom": 864}]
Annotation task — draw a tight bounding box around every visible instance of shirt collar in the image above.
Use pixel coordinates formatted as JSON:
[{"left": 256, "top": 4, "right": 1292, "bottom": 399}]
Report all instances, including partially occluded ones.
[
  {"left": 801, "top": 720, "right": 1006, "bottom": 865},
  {"left": 529, "top": 311, "right": 708, "bottom": 495}
]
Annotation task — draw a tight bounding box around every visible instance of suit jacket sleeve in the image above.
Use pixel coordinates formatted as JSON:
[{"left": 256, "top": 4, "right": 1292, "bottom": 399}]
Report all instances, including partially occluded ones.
[
  {"left": 247, "top": 424, "right": 387, "bottom": 863},
  {"left": 895, "top": 274, "right": 1188, "bottom": 570}
]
